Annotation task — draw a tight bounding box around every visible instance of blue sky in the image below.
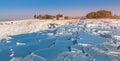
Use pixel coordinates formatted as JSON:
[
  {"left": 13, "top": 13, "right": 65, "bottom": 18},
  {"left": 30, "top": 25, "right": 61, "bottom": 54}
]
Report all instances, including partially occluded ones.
[{"left": 0, "top": 0, "right": 120, "bottom": 20}]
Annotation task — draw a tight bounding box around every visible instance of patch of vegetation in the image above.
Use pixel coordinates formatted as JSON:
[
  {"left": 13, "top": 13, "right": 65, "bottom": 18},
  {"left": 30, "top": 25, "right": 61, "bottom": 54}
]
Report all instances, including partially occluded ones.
[
  {"left": 86, "top": 10, "right": 112, "bottom": 19},
  {"left": 34, "top": 14, "right": 69, "bottom": 20}
]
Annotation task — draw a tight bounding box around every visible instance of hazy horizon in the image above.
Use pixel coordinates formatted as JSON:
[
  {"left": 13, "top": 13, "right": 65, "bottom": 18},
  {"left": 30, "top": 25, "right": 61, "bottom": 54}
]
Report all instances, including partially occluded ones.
[{"left": 0, "top": 0, "right": 120, "bottom": 20}]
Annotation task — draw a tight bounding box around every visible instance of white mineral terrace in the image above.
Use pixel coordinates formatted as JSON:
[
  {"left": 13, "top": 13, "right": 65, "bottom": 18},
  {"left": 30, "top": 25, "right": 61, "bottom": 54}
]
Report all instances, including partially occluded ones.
[
  {"left": 0, "top": 19, "right": 79, "bottom": 39},
  {"left": 0, "top": 19, "right": 120, "bottom": 40}
]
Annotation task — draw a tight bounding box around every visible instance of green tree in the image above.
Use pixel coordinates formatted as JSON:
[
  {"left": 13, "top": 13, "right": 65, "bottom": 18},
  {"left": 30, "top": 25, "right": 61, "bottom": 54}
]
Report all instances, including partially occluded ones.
[
  {"left": 86, "top": 12, "right": 98, "bottom": 19},
  {"left": 97, "top": 10, "right": 112, "bottom": 18},
  {"left": 64, "top": 16, "right": 69, "bottom": 19},
  {"left": 43, "top": 14, "right": 54, "bottom": 19},
  {"left": 56, "top": 14, "right": 63, "bottom": 20},
  {"left": 86, "top": 10, "right": 112, "bottom": 19},
  {"left": 56, "top": 14, "right": 63, "bottom": 17}
]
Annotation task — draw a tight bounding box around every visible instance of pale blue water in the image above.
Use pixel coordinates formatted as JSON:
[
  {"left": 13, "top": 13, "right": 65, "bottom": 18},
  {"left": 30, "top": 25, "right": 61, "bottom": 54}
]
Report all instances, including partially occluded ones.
[{"left": 0, "top": 22, "right": 120, "bottom": 61}]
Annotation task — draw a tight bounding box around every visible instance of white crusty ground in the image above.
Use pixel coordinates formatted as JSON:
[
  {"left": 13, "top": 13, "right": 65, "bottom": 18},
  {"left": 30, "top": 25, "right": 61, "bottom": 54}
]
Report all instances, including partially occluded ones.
[
  {"left": 0, "top": 19, "right": 78, "bottom": 39},
  {"left": 0, "top": 19, "right": 120, "bottom": 40}
]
